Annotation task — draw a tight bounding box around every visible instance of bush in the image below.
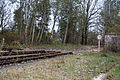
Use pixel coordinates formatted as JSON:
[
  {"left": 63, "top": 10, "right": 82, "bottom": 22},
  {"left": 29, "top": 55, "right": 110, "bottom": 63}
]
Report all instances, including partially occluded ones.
[
  {"left": 10, "top": 41, "right": 23, "bottom": 48},
  {"left": 0, "top": 32, "right": 19, "bottom": 45}
]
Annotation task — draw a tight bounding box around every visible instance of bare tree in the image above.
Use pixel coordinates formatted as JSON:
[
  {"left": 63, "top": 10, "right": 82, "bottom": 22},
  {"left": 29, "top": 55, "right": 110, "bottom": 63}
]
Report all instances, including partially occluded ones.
[
  {"left": 80, "top": 0, "right": 101, "bottom": 45},
  {"left": 0, "top": 0, "right": 11, "bottom": 34},
  {"left": 51, "top": 1, "right": 59, "bottom": 34}
]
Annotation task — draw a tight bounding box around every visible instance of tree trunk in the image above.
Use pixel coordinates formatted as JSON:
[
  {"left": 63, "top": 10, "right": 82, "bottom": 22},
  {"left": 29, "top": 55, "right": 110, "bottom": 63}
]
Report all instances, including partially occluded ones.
[
  {"left": 31, "top": 19, "right": 36, "bottom": 44},
  {"left": 25, "top": 0, "right": 28, "bottom": 44},
  {"left": 63, "top": 18, "right": 69, "bottom": 44},
  {"left": 36, "top": 29, "right": 40, "bottom": 42},
  {"left": 19, "top": 0, "right": 22, "bottom": 43},
  {"left": 0, "top": 13, "right": 4, "bottom": 34},
  {"left": 81, "top": 29, "right": 84, "bottom": 45},
  {"left": 51, "top": 16, "right": 57, "bottom": 34},
  {"left": 84, "top": 24, "right": 88, "bottom": 45},
  {"left": 39, "top": 25, "right": 44, "bottom": 42},
  {"left": 29, "top": 24, "right": 33, "bottom": 44},
  {"left": 84, "top": 29, "right": 88, "bottom": 45}
]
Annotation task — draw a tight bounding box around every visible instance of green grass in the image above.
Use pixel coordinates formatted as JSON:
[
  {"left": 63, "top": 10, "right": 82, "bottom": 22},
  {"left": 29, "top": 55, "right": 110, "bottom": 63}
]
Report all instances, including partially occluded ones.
[
  {"left": 104, "top": 64, "right": 120, "bottom": 80},
  {"left": 82, "top": 52, "right": 120, "bottom": 78},
  {"left": 50, "top": 77, "right": 59, "bottom": 80},
  {"left": 0, "top": 51, "right": 120, "bottom": 80}
]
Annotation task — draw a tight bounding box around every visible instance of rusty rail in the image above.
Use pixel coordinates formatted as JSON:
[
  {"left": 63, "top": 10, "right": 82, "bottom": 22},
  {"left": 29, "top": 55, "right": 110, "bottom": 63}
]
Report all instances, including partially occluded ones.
[{"left": 0, "top": 50, "right": 73, "bottom": 67}]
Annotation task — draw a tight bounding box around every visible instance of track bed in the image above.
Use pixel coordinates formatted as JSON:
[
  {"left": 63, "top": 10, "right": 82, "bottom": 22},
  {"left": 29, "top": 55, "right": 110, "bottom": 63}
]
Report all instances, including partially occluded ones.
[{"left": 0, "top": 50, "right": 73, "bottom": 68}]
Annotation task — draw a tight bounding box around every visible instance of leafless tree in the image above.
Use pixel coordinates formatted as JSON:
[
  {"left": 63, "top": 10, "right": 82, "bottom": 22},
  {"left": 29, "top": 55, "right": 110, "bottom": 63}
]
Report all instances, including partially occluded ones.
[{"left": 0, "top": 0, "right": 11, "bottom": 34}]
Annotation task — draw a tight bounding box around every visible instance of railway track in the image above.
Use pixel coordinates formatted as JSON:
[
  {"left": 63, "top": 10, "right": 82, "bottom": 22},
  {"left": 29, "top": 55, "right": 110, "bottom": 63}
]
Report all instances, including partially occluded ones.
[{"left": 0, "top": 50, "right": 73, "bottom": 68}]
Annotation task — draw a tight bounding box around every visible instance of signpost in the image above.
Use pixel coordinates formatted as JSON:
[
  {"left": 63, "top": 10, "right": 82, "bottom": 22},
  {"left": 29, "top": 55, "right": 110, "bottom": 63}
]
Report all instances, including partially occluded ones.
[{"left": 97, "top": 34, "right": 103, "bottom": 52}]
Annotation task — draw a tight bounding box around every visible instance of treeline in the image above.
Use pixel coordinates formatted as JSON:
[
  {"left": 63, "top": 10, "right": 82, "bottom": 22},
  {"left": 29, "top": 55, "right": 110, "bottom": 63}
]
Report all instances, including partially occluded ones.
[{"left": 0, "top": 0, "right": 120, "bottom": 45}]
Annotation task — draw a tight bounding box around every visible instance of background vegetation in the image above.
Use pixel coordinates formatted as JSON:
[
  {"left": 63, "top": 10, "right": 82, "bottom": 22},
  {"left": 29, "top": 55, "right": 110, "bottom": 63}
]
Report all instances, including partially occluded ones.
[{"left": 0, "top": 0, "right": 120, "bottom": 46}]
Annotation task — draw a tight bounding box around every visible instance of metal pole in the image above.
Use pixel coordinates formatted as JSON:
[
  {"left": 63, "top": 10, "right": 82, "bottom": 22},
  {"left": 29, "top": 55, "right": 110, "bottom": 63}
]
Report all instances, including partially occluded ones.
[{"left": 98, "top": 40, "right": 100, "bottom": 52}]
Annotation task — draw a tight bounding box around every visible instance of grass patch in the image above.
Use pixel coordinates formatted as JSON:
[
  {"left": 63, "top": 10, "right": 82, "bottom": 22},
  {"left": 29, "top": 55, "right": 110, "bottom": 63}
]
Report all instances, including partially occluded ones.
[
  {"left": 50, "top": 77, "right": 59, "bottom": 80},
  {"left": 104, "top": 64, "right": 120, "bottom": 80},
  {"left": 0, "top": 52, "right": 120, "bottom": 80},
  {"left": 82, "top": 52, "right": 94, "bottom": 56},
  {"left": 103, "top": 52, "right": 120, "bottom": 57}
]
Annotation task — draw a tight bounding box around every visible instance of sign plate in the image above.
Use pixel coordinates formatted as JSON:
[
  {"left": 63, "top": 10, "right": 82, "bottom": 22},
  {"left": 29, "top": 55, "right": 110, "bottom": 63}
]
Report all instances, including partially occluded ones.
[{"left": 97, "top": 34, "right": 102, "bottom": 40}]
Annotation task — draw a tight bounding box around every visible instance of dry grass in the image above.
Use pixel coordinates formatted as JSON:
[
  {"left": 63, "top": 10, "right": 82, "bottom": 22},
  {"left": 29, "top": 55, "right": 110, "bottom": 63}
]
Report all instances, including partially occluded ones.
[{"left": 0, "top": 52, "right": 119, "bottom": 80}]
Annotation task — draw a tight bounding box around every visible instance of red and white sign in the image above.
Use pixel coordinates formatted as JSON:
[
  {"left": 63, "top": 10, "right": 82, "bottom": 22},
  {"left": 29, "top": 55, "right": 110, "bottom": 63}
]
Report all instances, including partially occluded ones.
[{"left": 97, "top": 34, "right": 102, "bottom": 40}]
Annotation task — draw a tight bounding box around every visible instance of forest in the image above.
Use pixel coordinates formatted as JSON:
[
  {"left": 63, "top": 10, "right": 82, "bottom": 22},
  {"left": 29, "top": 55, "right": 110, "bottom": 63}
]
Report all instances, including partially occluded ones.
[{"left": 0, "top": 0, "right": 119, "bottom": 46}]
